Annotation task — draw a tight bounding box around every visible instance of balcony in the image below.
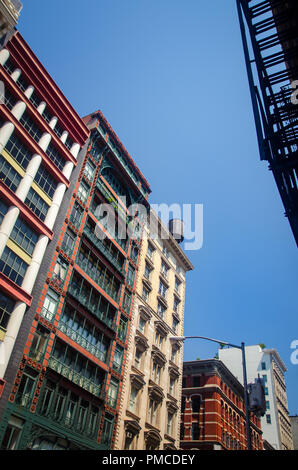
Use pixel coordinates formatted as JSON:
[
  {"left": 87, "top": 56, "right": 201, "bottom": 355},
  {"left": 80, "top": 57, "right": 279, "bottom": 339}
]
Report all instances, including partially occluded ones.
[
  {"left": 84, "top": 225, "right": 125, "bottom": 276},
  {"left": 58, "top": 320, "right": 108, "bottom": 363},
  {"left": 75, "top": 257, "right": 120, "bottom": 304},
  {"left": 47, "top": 356, "right": 102, "bottom": 398},
  {"left": 68, "top": 283, "right": 117, "bottom": 333},
  {"left": 96, "top": 179, "right": 129, "bottom": 225}
]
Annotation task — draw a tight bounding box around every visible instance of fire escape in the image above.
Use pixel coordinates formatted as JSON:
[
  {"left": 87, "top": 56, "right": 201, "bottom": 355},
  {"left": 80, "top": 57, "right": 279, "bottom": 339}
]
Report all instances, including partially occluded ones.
[{"left": 237, "top": 0, "right": 298, "bottom": 245}]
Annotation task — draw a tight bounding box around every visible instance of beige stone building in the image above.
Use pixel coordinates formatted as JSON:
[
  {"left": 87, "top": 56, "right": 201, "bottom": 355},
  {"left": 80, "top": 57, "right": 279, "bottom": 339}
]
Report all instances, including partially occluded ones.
[
  {"left": 0, "top": 0, "right": 22, "bottom": 37},
  {"left": 114, "top": 212, "right": 193, "bottom": 450}
]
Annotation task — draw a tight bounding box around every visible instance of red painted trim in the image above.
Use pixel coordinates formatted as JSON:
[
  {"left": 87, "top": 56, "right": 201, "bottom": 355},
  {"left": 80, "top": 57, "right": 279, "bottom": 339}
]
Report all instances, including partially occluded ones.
[
  {"left": 0, "top": 272, "right": 32, "bottom": 306},
  {"left": 0, "top": 106, "right": 71, "bottom": 188},
  {"left": 56, "top": 329, "right": 109, "bottom": 373},
  {"left": 6, "top": 32, "right": 90, "bottom": 145},
  {"left": 84, "top": 110, "right": 151, "bottom": 191},
  {"left": 0, "top": 68, "right": 78, "bottom": 167},
  {"left": 0, "top": 182, "right": 54, "bottom": 240}
]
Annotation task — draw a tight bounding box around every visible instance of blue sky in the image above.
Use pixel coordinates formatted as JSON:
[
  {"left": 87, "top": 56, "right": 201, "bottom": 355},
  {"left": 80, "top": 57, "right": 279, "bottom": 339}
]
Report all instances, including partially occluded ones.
[{"left": 18, "top": 0, "right": 298, "bottom": 414}]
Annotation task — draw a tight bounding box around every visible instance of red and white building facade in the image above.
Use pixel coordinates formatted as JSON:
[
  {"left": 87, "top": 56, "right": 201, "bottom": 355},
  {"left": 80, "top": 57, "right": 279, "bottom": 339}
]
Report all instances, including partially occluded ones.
[{"left": 181, "top": 359, "right": 263, "bottom": 450}]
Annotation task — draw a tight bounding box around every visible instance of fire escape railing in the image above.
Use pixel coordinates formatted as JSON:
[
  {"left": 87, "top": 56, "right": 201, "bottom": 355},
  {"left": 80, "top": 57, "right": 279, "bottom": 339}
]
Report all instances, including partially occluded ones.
[{"left": 236, "top": 0, "right": 298, "bottom": 246}]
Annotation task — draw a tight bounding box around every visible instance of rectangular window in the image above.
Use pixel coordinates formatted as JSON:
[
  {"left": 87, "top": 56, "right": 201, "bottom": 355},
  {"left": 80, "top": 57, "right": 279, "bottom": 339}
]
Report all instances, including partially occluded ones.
[
  {"left": 25, "top": 188, "right": 50, "bottom": 222},
  {"left": 261, "top": 362, "right": 266, "bottom": 370},
  {"left": 142, "top": 285, "right": 149, "bottom": 302},
  {"left": 29, "top": 90, "right": 41, "bottom": 109},
  {"left": 118, "top": 316, "right": 128, "bottom": 341},
  {"left": 123, "top": 290, "right": 132, "bottom": 312},
  {"left": 42, "top": 107, "right": 52, "bottom": 124},
  {"left": 161, "top": 260, "right": 169, "bottom": 278},
  {"left": 0, "top": 292, "right": 15, "bottom": 331},
  {"left": 41, "top": 289, "right": 59, "bottom": 322},
  {"left": 19, "top": 111, "right": 42, "bottom": 142},
  {"left": 129, "top": 386, "right": 138, "bottom": 413},
  {"left": 53, "top": 121, "right": 64, "bottom": 139},
  {"left": 77, "top": 181, "right": 90, "bottom": 204},
  {"left": 126, "top": 265, "right": 135, "bottom": 287},
  {"left": 167, "top": 412, "right": 174, "bottom": 435},
  {"left": 45, "top": 142, "right": 65, "bottom": 172},
  {"left": 0, "top": 200, "right": 8, "bottom": 225},
  {"left": 0, "top": 247, "right": 28, "bottom": 286},
  {"left": 29, "top": 325, "right": 48, "bottom": 362},
  {"left": 5, "top": 133, "right": 32, "bottom": 170},
  {"left": 4, "top": 87, "right": 17, "bottom": 110},
  {"left": 10, "top": 216, "right": 38, "bottom": 256},
  {"left": 0, "top": 155, "right": 22, "bottom": 192},
  {"left": 147, "top": 243, "right": 154, "bottom": 260},
  {"left": 69, "top": 201, "right": 83, "bottom": 227},
  {"left": 101, "top": 414, "right": 114, "bottom": 446},
  {"left": 84, "top": 160, "right": 96, "bottom": 181},
  {"left": 16, "top": 74, "right": 28, "bottom": 93},
  {"left": 173, "top": 296, "right": 180, "bottom": 313},
  {"left": 172, "top": 316, "right": 179, "bottom": 333},
  {"left": 158, "top": 280, "right": 167, "bottom": 298},
  {"left": 113, "top": 345, "right": 123, "bottom": 372},
  {"left": 175, "top": 276, "right": 181, "bottom": 293},
  {"left": 266, "top": 414, "right": 271, "bottom": 424},
  {"left": 34, "top": 165, "right": 57, "bottom": 199},
  {"left": 157, "top": 301, "right": 166, "bottom": 319},
  {"left": 107, "top": 378, "right": 119, "bottom": 408},
  {"left": 148, "top": 398, "right": 159, "bottom": 426},
  {"left": 52, "top": 256, "right": 68, "bottom": 286},
  {"left": 61, "top": 229, "right": 76, "bottom": 256},
  {"left": 16, "top": 368, "right": 38, "bottom": 407}
]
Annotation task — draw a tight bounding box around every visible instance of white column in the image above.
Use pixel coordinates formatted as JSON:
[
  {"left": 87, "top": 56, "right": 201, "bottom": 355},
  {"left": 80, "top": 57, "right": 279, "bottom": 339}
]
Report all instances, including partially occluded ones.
[
  {"left": 15, "top": 153, "right": 42, "bottom": 202},
  {"left": 0, "top": 48, "right": 9, "bottom": 66},
  {"left": 24, "top": 85, "right": 34, "bottom": 100},
  {"left": 61, "top": 130, "right": 68, "bottom": 144},
  {"left": 0, "top": 135, "right": 78, "bottom": 378},
  {"left": 0, "top": 301, "right": 27, "bottom": 378},
  {"left": 0, "top": 206, "right": 20, "bottom": 258},
  {"left": 49, "top": 116, "right": 58, "bottom": 130},
  {"left": 70, "top": 142, "right": 80, "bottom": 159},
  {"left": 11, "top": 100, "right": 26, "bottom": 121},
  {"left": 62, "top": 160, "right": 74, "bottom": 180},
  {"left": 0, "top": 121, "right": 15, "bottom": 153},
  {"left": 37, "top": 101, "right": 46, "bottom": 115},
  {"left": 20, "top": 234, "right": 48, "bottom": 293},
  {"left": 10, "top": 68, "right": 21, "bottom": 83}
]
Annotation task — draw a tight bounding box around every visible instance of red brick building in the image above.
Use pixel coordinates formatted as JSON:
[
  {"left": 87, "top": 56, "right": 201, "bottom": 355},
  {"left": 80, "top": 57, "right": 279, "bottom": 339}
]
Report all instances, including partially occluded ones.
[{"left": 181, "top": 359, "right": 263, "bottom": 450}]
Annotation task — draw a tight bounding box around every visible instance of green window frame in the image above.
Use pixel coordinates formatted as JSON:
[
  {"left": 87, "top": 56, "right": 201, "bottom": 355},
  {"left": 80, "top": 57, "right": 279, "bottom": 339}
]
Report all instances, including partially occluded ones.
[
  {"left": 101, "top": 413, "right": 114, "bottom": 446},
  {"left": 113, "top": 344, "right": 123, "bottom": 372},
  {"left": 16, "top": 368, "right": 38, "bottom": 408},
  {"left": 0, "top": 246, "right": 28, "bottom": 286},
  {"left": 84, "top": 160, "right": 96, "bottom": 181},
  {"left": 29, "top": 324, "right": 49, "bottom": 362},
  {"left": 10, "top": 216, "right": 38, "bottom": 256},
  {"left": 77, "top": 180, "right": 90, "bottom": 204},
  {"left": 118, "top": 315, "right": 128, "bottom": 341},
  {"left": 69, "top": 201, "right": 83, "bottom": 227},
  {"left": 107, "top": 377, "right": 119, "bottom": 408},
  {"left": 25, "top": 187, "right": 50, "bottom": 221},
  {"left": 41, "top": 289, "right": 59, "bottom": 322}
]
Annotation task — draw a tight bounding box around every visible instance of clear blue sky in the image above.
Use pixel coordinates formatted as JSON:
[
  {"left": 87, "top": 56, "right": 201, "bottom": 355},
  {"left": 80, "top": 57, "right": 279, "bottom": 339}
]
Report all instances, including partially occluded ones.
[{"left": 18, "top": 0, "right": 298, "bottom": 414}]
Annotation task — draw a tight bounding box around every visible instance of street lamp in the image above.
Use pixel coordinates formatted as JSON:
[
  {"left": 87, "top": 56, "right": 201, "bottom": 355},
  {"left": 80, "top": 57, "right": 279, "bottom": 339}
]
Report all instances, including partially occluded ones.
[{"left": 169, "top": 335, "right": 252, "bottom": 450}]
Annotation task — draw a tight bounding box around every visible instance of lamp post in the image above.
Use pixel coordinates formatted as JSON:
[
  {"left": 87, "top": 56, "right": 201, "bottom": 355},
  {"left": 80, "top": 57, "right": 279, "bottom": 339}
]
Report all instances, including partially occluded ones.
[{"left": 169, "top": 335, "right": 252, "bottom": 451}]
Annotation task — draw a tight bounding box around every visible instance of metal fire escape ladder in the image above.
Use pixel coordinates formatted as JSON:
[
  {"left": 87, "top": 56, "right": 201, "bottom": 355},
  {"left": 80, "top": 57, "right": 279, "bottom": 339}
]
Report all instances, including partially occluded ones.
[{"left": 237, "top": 0, "right": 298, "bottom": 246}]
